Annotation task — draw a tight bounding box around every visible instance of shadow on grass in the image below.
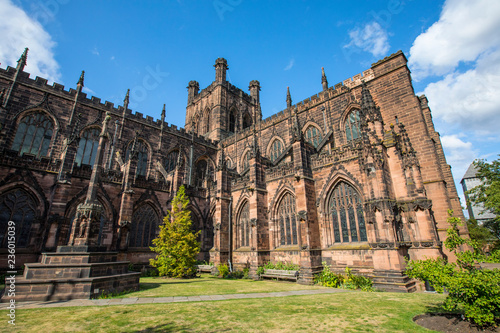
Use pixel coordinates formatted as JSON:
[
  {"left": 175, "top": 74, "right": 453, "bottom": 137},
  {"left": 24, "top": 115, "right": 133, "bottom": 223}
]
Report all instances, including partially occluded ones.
[
  {"left": 130, "top": 322, "right": 232, "bottom": 333},
  {"left": 139, "top": 283, "right": 162, "bottom": 291}
]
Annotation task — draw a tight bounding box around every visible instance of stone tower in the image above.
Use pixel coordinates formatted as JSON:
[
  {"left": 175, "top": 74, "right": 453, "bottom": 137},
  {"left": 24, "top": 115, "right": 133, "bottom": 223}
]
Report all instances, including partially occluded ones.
[{"left": 185, "top": 58, "right": 260, "bottom": 141}]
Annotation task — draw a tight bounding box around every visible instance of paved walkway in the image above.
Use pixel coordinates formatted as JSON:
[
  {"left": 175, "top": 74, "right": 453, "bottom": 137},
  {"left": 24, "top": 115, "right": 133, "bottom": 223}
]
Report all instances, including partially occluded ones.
[{"left": 0, "top": 288, "right": 351, "bottom": 309}]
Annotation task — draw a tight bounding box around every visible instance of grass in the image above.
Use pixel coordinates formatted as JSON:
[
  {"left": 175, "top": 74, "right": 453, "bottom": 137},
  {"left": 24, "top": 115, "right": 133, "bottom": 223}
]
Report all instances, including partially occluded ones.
[
  {"left": 3, "top": 291, "right": 446, "bottom": 332},
  {"left": 115, "top": 274, "right": 327, "bottom": 298}
]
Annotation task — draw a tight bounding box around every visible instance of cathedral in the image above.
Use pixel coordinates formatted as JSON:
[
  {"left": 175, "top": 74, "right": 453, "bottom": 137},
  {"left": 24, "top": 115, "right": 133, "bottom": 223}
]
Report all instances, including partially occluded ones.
[{"left": 0, "top": 49, "right": 465, "bottom": 292}]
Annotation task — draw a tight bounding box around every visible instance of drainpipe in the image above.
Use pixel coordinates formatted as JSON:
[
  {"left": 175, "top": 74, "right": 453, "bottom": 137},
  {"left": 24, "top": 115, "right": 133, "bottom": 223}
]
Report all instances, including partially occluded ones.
[{"left": 228, "top": 195, "right": 233, "bottom": 272}]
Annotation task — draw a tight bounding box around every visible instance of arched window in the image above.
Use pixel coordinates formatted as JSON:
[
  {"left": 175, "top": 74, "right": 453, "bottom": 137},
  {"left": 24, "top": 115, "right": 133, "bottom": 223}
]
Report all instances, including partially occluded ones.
[
  {"left": 75, "top": 128, "right": 100, "bottom": 166},
  {"left": 242, "top": 152, "right": 251, "bottom": 170},
  {"left": 126, "top": 140, "right": 149, "bottom": 177},
  {"left": 194, "top": 159, "right": 208, "bottom": 187},
  {"left": 305, "top": 126, "right": 322, "bottom": 148},
  {"left": 190, "top": 212, "right": 202, "bottom": 243},
  {"left": 229, "top": 110, "right": 236, "bottom": 133},
  {"left": 11, "top": 112, "right": 53, "bottom": 157},
  {"left": 345, "top": 110, "right": 361, "bottom": 142},
  {"left": 237, "top": 201, "right": 250, "bottom": 248},
  {"left": 129, "top": 204, "right": 159, "bottom": 247},
  {"left": 164, "top": 150, "right": 179, "bottom": 173},
  {"left": 328, "top": 182, "right": 367, "bottom": 244},
  {"left": 242, "top": 112, "right": 252, "bottom": 129},
  {"left": 205, "top": 110, "right": 210, "bottom": 133},
  {"left": 269, "top": 139, "right": 283, "bottom": 163},
  {"left": 277, "top": 193, "right": 297, "bottom": 246},
  {"left": 0, "top": 189, "right": 37, "bottom": 248}
]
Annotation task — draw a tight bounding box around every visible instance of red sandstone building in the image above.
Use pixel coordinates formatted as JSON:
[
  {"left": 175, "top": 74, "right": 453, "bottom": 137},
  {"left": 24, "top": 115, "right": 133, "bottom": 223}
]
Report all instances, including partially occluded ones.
[{"left": 0, "top": 49, "right": 465, "bottom": 291}]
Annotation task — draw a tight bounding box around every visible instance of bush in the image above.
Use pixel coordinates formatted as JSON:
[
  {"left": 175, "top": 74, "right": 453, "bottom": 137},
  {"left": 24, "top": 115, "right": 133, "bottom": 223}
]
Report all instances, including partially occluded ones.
[
  {"left": 217, "top": 263, "right": 230, "bottom": 278},
  {"left": 260, "top": 261, "right": 300, "bottom": 271},
  {"left": 406, "top": 211, "right": 500, "bottom": 327},
  {"left": 314, "top": 262, "right": 373, "bottom": 291}
]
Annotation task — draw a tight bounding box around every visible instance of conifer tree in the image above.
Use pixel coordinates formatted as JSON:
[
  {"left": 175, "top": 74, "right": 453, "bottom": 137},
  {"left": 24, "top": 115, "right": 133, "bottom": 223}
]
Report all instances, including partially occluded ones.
[{"left": 150, "top": 185, "right": 200, "bottom": 278}]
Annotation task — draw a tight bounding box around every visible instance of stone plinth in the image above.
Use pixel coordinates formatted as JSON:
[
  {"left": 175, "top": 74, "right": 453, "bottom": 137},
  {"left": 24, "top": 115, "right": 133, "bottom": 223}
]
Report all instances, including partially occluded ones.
[
  {"left": 1, "top": 246, "right": 140, "bottom": 302},
  {"left": 372, "top": 269, "right": 417, "bottom": 293}
]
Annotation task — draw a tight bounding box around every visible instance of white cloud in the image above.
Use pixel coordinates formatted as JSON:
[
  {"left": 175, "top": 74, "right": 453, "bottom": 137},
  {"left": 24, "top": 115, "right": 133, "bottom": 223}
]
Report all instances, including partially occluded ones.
[
  {"left": 91, "top": 47, "right": 100, "bottom": 56},
  {"left": 440, "top": 134, "right": 477, "bottom": 194},
  {"left": 284, "top": 58, "right": 294, "bottom": 71},
  {"left": 424, "top": 50, "right": 500, "bottom": 135},
  {"left": 0, "top": 0, "right": 60, "bottom": 83},
  {"left": 344, "top": 22, "right": 389, "bottom": 57},
  {"left": 409, "top": 0, "right": 500, "bottom": 79},
  {"left": 82, "top": 86, "right": 96, "bottom": 96}
]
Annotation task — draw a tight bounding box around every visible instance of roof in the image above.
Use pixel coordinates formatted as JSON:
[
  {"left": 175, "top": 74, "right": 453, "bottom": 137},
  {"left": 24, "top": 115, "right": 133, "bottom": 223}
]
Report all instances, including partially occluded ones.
[{"left": 462, "top": 163, "right": 478, "bottom": 182}]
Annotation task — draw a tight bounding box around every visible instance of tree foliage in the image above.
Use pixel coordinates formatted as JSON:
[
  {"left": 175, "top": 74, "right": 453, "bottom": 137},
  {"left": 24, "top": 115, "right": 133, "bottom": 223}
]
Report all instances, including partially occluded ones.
[
  {"left": 406, "top": 212, "right": 500, "bottom": 326},
  {"left": 467, "top": 157, "right": 500, "bottom": 248},
  {"left": 149, "top": 185, "right": 200, "bottom": 278}
]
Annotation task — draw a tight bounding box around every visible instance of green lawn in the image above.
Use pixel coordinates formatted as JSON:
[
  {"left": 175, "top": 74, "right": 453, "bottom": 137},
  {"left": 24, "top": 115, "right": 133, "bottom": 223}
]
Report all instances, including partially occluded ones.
[
  {"left": 115, "top": 274, "right": 327, "bottom": 298},
  {"left": 2, "top": 275, "right": 447, "bottom": 332}
]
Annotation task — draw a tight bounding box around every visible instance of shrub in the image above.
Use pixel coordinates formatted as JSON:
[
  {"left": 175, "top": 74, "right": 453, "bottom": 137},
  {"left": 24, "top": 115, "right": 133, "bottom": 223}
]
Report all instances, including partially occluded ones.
[
  {"left": 217, "top": 263, "right": 230, "bottom": 278},
  {"left": 314, "top": 262, "right": 373, "bottom": 291},
  {"left": 260, "top": 261, "right": 300, "bottom": 271},
  {"left": 406, "top": 211, "right": 500, "bottom": 327}
]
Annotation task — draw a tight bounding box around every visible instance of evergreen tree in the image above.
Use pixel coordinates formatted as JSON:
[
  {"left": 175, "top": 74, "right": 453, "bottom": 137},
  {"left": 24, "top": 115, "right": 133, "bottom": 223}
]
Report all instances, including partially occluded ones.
[{"left": 150, "top": 185, "right": 200, "bottom": 278}]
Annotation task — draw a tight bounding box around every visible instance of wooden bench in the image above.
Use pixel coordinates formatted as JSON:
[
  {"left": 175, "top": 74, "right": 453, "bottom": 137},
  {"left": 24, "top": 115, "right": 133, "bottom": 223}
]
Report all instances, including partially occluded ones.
[
  {"left": 196, "top": 265, "right": 213, "bottom": 273},
  {"left": 260, "top": 269, "right": 299, "bottom": 281}
]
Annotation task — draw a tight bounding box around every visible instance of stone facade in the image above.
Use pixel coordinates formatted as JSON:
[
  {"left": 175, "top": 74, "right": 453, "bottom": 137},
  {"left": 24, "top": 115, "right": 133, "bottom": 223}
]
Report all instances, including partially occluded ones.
[{"left": 0, "top": 49, "right": 465, "bottom": 292}]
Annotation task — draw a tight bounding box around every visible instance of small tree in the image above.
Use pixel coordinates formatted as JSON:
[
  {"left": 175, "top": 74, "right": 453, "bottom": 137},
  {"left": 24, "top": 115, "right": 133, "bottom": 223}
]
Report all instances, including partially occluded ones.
[
  {"left": 467, "top": 157, "right": 500, "bottom": 250},
  {"left": 406, "top": 211, "right": 500, "bottom": 326},
  {"left": 150, "top": 185, "right": 200, "bottom": 278}
]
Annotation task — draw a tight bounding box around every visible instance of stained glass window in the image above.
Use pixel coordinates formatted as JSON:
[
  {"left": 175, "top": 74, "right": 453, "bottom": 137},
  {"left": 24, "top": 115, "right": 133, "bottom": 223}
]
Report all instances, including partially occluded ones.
[
  {"left": 75, "top": 128, "right": 100, "bottom": 166},
  {"left": 242, "top": 113, "right": 252, "bottom": 129},
  {"left": 277, "top": 193, "right": 297, "bottom": 246},
  {"left": 126, "top": 140, "right": 149, "bottom": 177},
  {"left": 229, "top": 110, "right": 236, "bottom": 133},
  {"left": 242, "top": 152, "right": 250, "bottom": 170},
  {"left": 238, "top": 201, "right": 250, "bottom": 247},
  {"left": 269, "top": 139, "right": 283, "bottom": 163},
  {"left": 129, "top": 204, "right": 159, "bottom": 247},
  {"left": 305, "top": 126, "right": 322, "bottom": 148},
  {"left": 194, "top": 160, "right": 208, "bottom": 187},
  {"left": 164, "top": 150, "right": 179, "bottom": 173},
  {"left": 328, "top": 182, "right": 367, "bottom": 244},
  {"left": 12, "top": 112, "right": 53, "bottom": 157},
  {"left": 345, "top": 110, "right": 361, "bottom": 142},
  {"left": 0, "top": 189, "right": 36, "bottom": 248}
]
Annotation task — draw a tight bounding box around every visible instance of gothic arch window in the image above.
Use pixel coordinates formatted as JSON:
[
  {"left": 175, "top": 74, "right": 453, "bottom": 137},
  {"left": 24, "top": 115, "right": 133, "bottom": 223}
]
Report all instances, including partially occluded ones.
[
  {"left": 194, "top": 159, "right": 208, "bottom": 187},
  {"left": 204, "top": 109, "right": 211, "bottom": 133},
  {"left": 164, "top": 150, "right": 179, "bottom": 173},
  {"left": 229, "top": 109, "right": 236, "bottom": 133},
  {"left": 129, "top": 204, "right": 159, "bottom": 247},
  {"left": 242, "top": 112, "right": 252, "bottom": 130},
  {"left": 11, "top": 112, "right": 54, "bottom": 158},
  {"left": 305, "top": 125, "right": 322, "bottom": 148},
  {"left": 0, "top": 189, "right": 37, "bottom": 248},
  {"left": 126, "top": 140, "right": 149, "bottom": 177},
  {"left": 328, "top": 182, "right": 367, "bottom": 244},
  {"left": 269, "top": 139, "right": 284, "bottom": 163},
  {"left": 190, "top": 212, "right": 202, "bottom": 243},
  {"left": 75, "top": 128, "right": 100, "bottom": 166},
  {"left": 277, "top": 192, "right": 297, "bottom": 246},
  {"left": 345, "top": 110, "right": 361, "bottom": 142},
  {"left": 237, "top": 201, "right": 250, "bottom": 248},
  {"left": 242, "top": 151, "right": 251, "bottom": 170}
]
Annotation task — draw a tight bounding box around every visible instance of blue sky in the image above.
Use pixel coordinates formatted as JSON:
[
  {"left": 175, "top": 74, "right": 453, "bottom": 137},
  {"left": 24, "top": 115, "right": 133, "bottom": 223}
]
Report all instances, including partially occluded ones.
[{"left": 1, "top": 0, "right": 499, "bottom": 215}]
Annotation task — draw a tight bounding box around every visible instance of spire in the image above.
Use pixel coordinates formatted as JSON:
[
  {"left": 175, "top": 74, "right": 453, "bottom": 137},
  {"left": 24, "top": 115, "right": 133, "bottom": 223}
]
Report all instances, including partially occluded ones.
[
  {"left": 321, "top": 67, "right": 328, "bottom": 91},
  {"left": 17, "top": 47, "right": 28, "bottom": 72},
  {"left": 123, "top": 89, "right": 130, "bottom": 111},
  {"left": 77, "top": 70, "right": 85, "bottom": 87},
  {"left": 286, "top": 86, "right": 292, "bottom": 108},
  {"left": 161, "top": 104, "right": 166, "bottom": 121}
]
